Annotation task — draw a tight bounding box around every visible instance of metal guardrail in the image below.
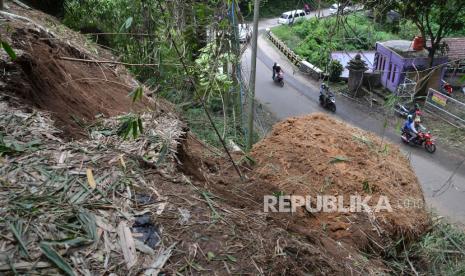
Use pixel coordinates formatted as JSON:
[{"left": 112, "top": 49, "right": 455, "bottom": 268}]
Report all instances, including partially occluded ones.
[
  {"left": 266, "top": 30, "right": 323, "bottom": 80},
  {"left": 425, "top": 88, "right": 465, "bottom": 128},
  {"left": 266, "top": 30, "right": 301, "bottom": 66}
]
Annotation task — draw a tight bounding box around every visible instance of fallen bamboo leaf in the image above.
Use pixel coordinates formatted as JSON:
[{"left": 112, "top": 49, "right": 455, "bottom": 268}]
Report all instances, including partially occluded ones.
[
  {"left": 144, "top": 242, "right": 177, "bottom": 276},
  {"left": 8, "top": 222, "right": 31, "bottom": 259},
  {"left": 39, "top": 242, "right": 76, "bottom": 276},
  {"left": 0, "top": 261, "right": 51, "bottom": 271},
  {"left": 135, "top": 239, "right": 155, "bottom": 255},
  {"left": 78, "top": 210, "right": 98, "bottom": 242},
  {"left": 86, "top": 168, "right": 96, "bottom": 189},
  {"left": 226, "top": 255, "right": 237, "bottom": 263},
  {"left": 117, "top": 221, "right": 137, "bottom": 269},
  {"left": 119, "top": 155, "right": 126, "bottom": 169},
  {"left": 330, "top": 156, "right": 350, "bottom": 163}
]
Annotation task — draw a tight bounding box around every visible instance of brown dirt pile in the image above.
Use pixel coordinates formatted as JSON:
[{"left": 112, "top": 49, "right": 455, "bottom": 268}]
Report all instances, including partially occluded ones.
[
  {"left": 251, "top": 113, "right": 430, "bottom": 250},
  {"left": 178, "top": 134, "right": 390, "bottom": 275},
  {"left": 0, "top": 6, "right": 151, "bottom": 138}
]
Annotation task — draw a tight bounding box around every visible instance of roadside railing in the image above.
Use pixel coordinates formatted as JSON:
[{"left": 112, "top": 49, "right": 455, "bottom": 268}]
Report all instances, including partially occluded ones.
[
  {"left": 266, "top": 30, "right": 301, "bottom": 66},
  {"left": 425, "top": 88, "right": 465, "bottom": 128},
  {"left": 265, "top": 29, "right": 323, "bottom": 80}
]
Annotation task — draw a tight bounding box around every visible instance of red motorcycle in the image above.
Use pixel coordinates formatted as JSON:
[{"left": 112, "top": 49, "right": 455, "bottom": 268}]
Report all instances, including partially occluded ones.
[{"left": 401, "top": 127, "right": 436, "bottom": 153}]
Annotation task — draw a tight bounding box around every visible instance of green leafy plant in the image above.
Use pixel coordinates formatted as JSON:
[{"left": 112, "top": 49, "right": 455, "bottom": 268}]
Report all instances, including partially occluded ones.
[
  {"left": 273, "top": 191, "right": 285, "bottom": 198},
  {"left": 1, "top": 40, "right": 16, "bottom": 60},
  {"left": 328, "top": 59, "right": 343, "bottom": 82},
  {"left": 362, "top": 180, "right": 372, "bottom": 194},
  {"left": 128, "top": 86, "right": 143, "bottom": 103},
  {"left": 117, "top": 114, "right": 143, "bottom": 139}
]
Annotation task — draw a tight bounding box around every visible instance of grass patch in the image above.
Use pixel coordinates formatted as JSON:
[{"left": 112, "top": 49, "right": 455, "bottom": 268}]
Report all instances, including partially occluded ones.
[
  {"left": 272, "top": 12, "right": 419, "bottom": 68},
  {"left": 385, "top": 218, "right": 465, "bottom": 275}
]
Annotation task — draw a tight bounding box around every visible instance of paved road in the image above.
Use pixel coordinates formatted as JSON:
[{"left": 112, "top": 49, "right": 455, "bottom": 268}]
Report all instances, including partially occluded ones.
[{"left": 241, "top": 13, "right": 465, "bottom": 224}]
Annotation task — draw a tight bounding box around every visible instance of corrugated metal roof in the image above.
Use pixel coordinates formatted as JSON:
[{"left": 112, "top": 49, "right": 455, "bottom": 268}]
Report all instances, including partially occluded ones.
[{"left": 441, "top": 37, "right": 465, "bottom": 61}]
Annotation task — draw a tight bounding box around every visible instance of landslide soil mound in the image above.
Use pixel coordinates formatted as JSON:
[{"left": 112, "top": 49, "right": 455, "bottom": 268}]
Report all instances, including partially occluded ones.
[
  {"left": 177, "top": 114, "right": 431, "bottom": 274},
  {"left": 251, "top": 113, "right": 430, "bottom": 250},
  {"left": 0, "top": 6, "right": 151, "bottom": 138}
]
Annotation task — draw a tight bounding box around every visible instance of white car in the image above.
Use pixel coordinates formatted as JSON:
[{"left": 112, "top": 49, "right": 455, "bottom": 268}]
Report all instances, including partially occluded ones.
[
  {"left": 329, "top": 4, "right": 351, "bottom": 15},
  {"left": 238, "top": 23, "right": 252, "bottom": 43},
  {"left": 278, "top": 10, "right": 307, "bottom": 25}
]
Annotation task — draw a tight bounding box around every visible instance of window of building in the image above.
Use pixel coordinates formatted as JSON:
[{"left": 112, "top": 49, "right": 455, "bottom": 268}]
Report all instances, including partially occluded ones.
[
  {"left": 387, "top": 63, "right": 392, "bottom": 80},
  {"left": 391, "top": 65, "right": 396, "bottom": 82}
]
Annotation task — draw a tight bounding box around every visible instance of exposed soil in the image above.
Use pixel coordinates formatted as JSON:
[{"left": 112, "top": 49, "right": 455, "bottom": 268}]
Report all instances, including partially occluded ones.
[
  {"left": 0, "top": 5, "right": 152, "bottom": 139},
  {"left": 251, "top": 114, "right": 430, "bottom": 244},
  {"left": 178, "top": 114, "right": 431, "bottom": 274}
]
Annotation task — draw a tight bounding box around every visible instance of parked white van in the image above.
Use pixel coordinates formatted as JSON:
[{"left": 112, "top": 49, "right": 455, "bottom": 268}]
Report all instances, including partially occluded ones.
[{"left": 278, "top": 10, "right": 307, "bottom": 25}]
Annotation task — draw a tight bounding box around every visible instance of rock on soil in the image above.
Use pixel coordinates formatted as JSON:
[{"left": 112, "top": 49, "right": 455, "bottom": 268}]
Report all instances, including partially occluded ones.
[{"left": 251, "top": 113, "right": 430, "bottom": 251}]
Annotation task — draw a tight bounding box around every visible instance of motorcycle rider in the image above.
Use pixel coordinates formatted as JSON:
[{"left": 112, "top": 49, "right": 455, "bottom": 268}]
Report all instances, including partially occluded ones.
[
  {"left": 304, "top": 3, "right": 311, "bottom": 14},
  {"left": 272, "top": 63, "right": 282, "bottom": 80},
  {"left": 320, "top": 83, "right": 328, "bottom": 95},
  {"left": 409, "top": 103, "right": 421, "bottom": 119},
  {"left": 403, "top": 114, "right": 418, "bottom": 143},
  {"left": 320, "top": 83, "right": 333, "bottom": 99}
]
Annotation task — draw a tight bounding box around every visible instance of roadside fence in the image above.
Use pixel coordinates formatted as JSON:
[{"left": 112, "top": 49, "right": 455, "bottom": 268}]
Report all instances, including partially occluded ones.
[
  {"left": 425, "top": 88, "right": 465, "bottom": 128},
  {"left": 265, "top": 29, "right": 323, "bottom": 80}
]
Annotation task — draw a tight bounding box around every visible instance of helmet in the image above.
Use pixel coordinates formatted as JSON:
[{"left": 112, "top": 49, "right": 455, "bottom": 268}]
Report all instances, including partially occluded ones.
[
  {"left": 276, "top": 63, "right": 280, "bottom": 68},
  {"left": 321, "top": 83, "right": 327, "bottom": 89},
  {"left": 407, "top": 114, "right": 413, "bottom": 122}
]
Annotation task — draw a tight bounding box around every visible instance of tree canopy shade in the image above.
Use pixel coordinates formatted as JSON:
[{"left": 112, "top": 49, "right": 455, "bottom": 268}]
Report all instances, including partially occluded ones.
[{"left": 363, "top": 0, "right": 465, "bottom": 66}]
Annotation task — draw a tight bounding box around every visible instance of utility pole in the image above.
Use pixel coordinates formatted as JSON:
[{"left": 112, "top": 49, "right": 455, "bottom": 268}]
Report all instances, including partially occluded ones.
[
  {"left": 246, "top": 0, "right": 260, "bottom": 150},
  {"left": 317, "top": 0, "right": 321, "bottom": 18}
]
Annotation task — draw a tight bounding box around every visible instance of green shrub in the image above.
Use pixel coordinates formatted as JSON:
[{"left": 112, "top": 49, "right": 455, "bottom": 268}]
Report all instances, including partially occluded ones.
[
  {"left": 328, "top": 60, "right": 343, "bottom": 82},
  {"left": 271, "top": 12, "right": 422, "bottom": 68}
]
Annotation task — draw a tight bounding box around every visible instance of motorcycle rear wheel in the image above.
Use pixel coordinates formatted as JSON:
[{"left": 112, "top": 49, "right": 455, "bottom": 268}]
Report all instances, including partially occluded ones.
[
  {"left": 329, "top": 103, "right": 336, "bottom": 112},
  {"left": 279, "top": 80, "right": 284, "bottom": 87},
  {"left": 425, "top": 143, "right": 436, "bottom": 153}
]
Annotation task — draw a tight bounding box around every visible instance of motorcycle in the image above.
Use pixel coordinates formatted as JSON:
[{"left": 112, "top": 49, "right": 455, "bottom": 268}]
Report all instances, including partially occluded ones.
[
  {"left": 401, "top": 126, "right": 436, "bottom": 153},
  {"left": 441, "top": 81, "right": 453, "bottom": 96},
  {"left": 319, "top": 90, "right": 336, "bottom": 112},
  {"left": 394, "top": 103, "right": 421, "bottom": 118},
  {"left": 273, "top": 71, "right": 284, "bottom": 87}
]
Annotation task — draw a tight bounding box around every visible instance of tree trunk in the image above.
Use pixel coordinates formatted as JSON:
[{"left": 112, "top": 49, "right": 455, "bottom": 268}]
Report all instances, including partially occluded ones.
[
  {"left": 0, "top": 0, "right": 4, "bottom": 10},
  {"left": 428, "top": 45, "right": 436, "bottom": 68}
]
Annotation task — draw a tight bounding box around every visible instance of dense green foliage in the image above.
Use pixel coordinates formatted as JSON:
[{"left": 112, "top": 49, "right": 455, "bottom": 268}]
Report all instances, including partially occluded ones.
[
  {"left": 272, "top": 12, "right": 418, "bottom": 68},
  {"left": 63, "top": 0, "right": 247, "bottom": 147}
]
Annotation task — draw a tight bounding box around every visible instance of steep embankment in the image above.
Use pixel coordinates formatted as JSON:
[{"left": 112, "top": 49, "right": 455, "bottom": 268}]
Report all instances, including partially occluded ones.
[
  {"left": 0, "top": 2, "right": 430, "bottom": 275},
  {"left": 0, "top": 4, "right": 149, "bottom": 138}
]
